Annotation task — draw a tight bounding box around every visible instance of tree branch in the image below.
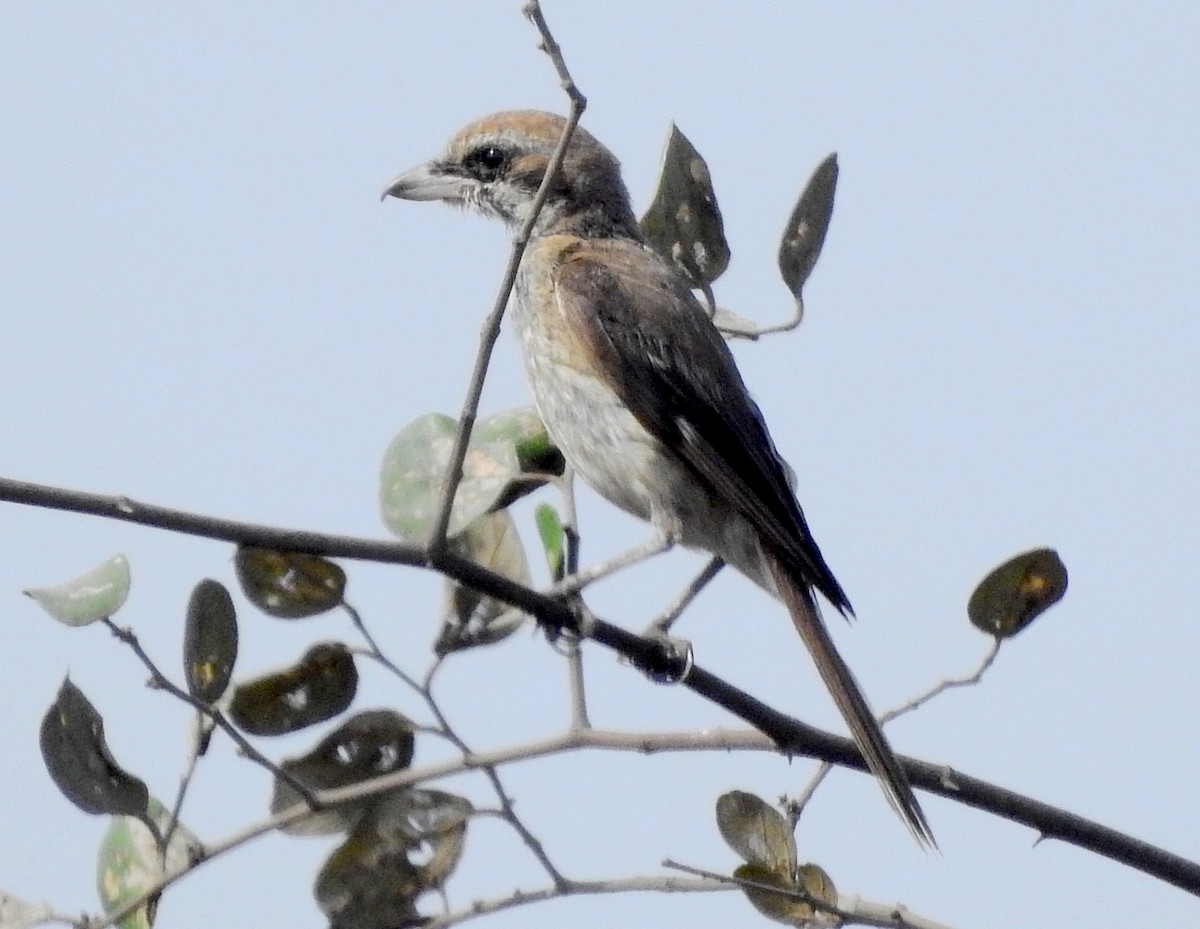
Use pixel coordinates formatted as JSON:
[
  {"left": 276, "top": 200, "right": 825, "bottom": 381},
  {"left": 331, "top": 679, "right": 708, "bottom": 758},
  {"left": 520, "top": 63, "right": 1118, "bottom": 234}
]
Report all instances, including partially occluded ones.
[
  {"left": 6, "top": 474, "right": 1199, "bottom": 896},
  {"left": 425, "top": 0, "right": 587, "bottom": 556}
]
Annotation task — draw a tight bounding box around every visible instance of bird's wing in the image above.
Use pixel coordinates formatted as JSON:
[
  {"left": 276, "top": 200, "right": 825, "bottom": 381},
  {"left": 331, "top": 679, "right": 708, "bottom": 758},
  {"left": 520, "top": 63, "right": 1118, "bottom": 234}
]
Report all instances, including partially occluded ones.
[{"left": 552, "top": 237, "right": 851, "bottom": 612}]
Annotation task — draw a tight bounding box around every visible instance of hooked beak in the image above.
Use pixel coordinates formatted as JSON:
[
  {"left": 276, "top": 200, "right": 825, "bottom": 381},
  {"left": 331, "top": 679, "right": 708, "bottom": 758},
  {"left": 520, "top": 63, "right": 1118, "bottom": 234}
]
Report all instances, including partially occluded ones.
[{"left": 380, "top": 161, "right": 469, "bottom": 203}]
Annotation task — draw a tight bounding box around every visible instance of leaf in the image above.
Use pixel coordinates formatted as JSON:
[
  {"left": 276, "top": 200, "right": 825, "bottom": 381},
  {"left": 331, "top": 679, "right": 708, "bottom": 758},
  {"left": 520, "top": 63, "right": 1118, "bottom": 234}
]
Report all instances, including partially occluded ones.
[
  {"left": 315, "top": 833, "right": 422, "bottom": 929},
  {"left": 272, "top": 710, "right": 417, "bottom": 835},
  {"left": 0, "top": 891, "right": 54, "bottom": 929},
  {"left": 435, "top": 510, "right": 530, "bottom": 655},
  {"left": 534, "top": 503, "right": 565, "bottom": 581},
  {"left": 24, "top": 554, "right": 130, "bottom": 626},
  {"left": 229, "top": 643, "right": 358, "bottom": 736},
  {"left": 234, "top": 548, "right": 346, "bottom": 619},
  {"left": 735, "top": 862, "right": 838, "bottom": 927},
  {"left": 393, "top": 789, "right": 472, "bottom": 889},
  {"left": 380, "top": 407, "right": 557, "bottom": 542},
  {"left": 183, "top": 579, "right": 238, "bottom": 703},
  {"left": 640, "top": 123, "right": 731, "bottom": 288},
  {"left": 97, "top": 798, "right": 202, "bottom": 929},
  {"left": 715, "top": 790, "right": 797, "bottom": 876},
  {"left": 968, "top": 548, "right": 1068, "bottom": 638},
  {"left": 778, "top": 153, "right": 838, "bottom": 301},
  {"left": 40, "top": 678, "right": 149, "bottom": 818},
  {"left": 314, "top": 788, "right": 473, "bottom": 928}
]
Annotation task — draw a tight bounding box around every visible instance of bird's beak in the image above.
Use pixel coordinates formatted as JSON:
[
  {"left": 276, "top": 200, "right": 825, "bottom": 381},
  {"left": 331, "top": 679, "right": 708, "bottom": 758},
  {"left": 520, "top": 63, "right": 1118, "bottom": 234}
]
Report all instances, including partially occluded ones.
[{"left": 381, "top": 161, "right": 469, "bottom": 203}]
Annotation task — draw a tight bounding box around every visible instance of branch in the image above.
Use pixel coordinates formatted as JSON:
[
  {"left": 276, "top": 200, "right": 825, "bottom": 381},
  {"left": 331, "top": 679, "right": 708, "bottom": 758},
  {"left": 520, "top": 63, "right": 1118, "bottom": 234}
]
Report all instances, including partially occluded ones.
[
  {"left": 423, "top": 874, "right": 725, "bottom": 929},
  {"left": 425, "top": 0, "right": 587, "bottom": 555},
  {"left": 7, "top": 474, "right": 1200, "bottom": 896}
]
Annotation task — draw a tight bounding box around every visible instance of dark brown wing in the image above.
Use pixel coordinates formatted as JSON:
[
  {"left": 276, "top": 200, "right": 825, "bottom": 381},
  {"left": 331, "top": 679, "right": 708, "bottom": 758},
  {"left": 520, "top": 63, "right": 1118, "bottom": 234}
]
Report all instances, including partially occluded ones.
[{"left": 554, "top": 237, "right": 851, "bottom": 613}]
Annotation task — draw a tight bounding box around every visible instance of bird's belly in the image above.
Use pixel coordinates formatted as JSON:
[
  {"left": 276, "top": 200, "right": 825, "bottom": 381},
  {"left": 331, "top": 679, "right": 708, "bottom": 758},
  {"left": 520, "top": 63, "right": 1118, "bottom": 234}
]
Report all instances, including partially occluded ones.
[
  {"left": 523, "top": 351, "right": 661, "bottom": 522},
  {"left": 517, "top": 340, "right": 770, "bottom": 587}
]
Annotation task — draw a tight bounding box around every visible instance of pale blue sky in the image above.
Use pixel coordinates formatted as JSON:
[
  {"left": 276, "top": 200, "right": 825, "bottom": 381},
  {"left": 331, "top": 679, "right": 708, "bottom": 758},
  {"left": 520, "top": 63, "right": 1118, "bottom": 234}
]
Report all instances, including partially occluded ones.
[{"left": 1, "top": 4, "right": 1197, "bottom": 928}]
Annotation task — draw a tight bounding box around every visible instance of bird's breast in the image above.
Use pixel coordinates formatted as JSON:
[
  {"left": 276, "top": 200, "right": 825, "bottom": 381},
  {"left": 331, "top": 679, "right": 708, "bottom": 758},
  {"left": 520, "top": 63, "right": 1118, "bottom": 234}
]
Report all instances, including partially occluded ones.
[{"left": 512, "top": 256, "right": 662, "bottom": 523}]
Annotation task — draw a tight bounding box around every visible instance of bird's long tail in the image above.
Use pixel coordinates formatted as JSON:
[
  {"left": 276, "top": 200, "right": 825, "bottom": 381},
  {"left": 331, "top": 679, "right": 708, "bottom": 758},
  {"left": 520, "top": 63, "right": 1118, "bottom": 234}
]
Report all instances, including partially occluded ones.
[{"left": 765, "top": 552, "right": 936, "bottom": 848}]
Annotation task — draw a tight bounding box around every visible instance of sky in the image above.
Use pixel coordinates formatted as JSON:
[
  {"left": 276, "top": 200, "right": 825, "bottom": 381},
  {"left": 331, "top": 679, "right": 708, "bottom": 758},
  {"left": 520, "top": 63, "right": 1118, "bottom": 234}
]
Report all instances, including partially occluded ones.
[{"left": 1, "top": 3, "right": 1198, "bottom": 928}]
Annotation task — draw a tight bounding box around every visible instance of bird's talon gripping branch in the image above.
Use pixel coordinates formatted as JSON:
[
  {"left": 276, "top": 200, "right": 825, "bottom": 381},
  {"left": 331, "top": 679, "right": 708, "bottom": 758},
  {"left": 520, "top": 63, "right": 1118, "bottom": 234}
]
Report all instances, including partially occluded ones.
[{"left": 639, "top": 632, "right": 694, "bottom": 685}]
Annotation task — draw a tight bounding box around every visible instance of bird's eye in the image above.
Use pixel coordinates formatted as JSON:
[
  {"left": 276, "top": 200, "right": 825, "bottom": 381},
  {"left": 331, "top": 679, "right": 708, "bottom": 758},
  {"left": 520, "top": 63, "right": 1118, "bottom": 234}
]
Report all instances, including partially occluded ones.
[{"left": 464, "top": 144, "right": 508, "bottom": 179}]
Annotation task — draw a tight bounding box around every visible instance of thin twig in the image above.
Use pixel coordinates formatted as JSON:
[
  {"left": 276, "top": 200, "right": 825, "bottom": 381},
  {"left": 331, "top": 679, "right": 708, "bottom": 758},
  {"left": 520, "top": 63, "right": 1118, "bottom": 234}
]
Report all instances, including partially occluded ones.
[
  {"left": 788, "top": 639, "right": 1002, "bottom": 824},
  {"left": 101, "top": 619, "right": 319, "bottom": 808},
  {"left": 556, "top": 470, "right": 590, "bottom": 729},
  {"left": 425, "top": 0, "right": 587, "bottom": 556},
  {"left": 423, "top": 873, "right": 725, "bottom": 929},
  {"left": 648, "top": 555, "right": 724, "bottom": 634},
  {"left": 161, "top": 714, "right": 210, "bottom": 855},
  {"left": 754, "top": 295, "right": 806, "bottom": 337},
  {"left": 422, "top": 660, "right": 568, "bottom": 887}
]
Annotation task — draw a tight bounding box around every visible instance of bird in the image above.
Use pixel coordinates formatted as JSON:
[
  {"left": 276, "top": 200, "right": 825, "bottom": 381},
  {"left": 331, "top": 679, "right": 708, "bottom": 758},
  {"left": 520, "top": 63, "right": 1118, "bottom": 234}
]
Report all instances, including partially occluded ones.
[{"left": 383, "top": 110, "right": 933, "bottom": 845}]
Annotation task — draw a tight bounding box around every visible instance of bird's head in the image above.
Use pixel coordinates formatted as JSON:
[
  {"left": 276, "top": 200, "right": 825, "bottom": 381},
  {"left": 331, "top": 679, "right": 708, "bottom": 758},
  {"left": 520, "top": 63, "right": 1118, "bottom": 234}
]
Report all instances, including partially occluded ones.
[{"left": 383, "top": 110, "right": 640, "bottom": 238}]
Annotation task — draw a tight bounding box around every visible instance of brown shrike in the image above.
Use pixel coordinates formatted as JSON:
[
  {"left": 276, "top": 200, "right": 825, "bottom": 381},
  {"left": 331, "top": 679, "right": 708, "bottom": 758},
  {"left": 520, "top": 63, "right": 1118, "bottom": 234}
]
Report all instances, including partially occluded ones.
[{"left": 384, "top": 110, "right": 933, "bottom": 845}]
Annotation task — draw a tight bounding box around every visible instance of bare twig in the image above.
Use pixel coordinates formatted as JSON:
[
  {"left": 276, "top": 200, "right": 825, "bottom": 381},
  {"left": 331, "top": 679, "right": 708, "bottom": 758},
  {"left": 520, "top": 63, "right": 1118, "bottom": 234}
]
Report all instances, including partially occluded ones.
[
  {"left": 423, "top": 873, "right": 725, "bottom": 929},
  {"left": 648, "top": 556, "right": 725, "bottom": 634},
  {"left": 555, "top": 469, "right": 591, "bottom": 729},
  {"left": 101, "top": 619, "right": 319, "bottom": 808},
  {"left": 425, "top": 0, "right": 587, "bottom": 556},
  {"left": 788, "top": 639, "right": 1002, "bottom": 824},
  {"left": 754, "top": 296, "right": 806, "bottom": 337}
]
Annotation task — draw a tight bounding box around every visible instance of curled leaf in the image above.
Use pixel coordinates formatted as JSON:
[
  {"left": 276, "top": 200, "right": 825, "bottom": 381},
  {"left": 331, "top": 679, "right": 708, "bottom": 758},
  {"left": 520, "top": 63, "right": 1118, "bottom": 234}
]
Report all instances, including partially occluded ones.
[
  {"left": 272, "top": 710, "right": 417, "bottom": 835},
  {"left": 229, "top": 643, "right": 357, "bottom": 736},
  {"left": 234, "top": 548, "right": 346, "bottom": 619},
  {"left": 380, "top": 407, "right": 556, "bottom": 542},
  {"left": 640, "top": 123, "right": 731, "bottom": 288},
  {"left": 24, "top": 554, "right": 130, "bottom": 626},
  {"left": 183, "top": 579, "right": 238, "bottom": 703},
  {"left": 778, "top": 153, "right": 838, "bottom": 303},
  {"left": 716, "top": 790, "right": 796, "bottom": 876},
  {"left": 435, "top": 510, "right": 530, "bottom": 655},
  {"left": 968, "top": 548, "right": 1068, "bottom": 638},
  {"left": 40, "top": 678, "right": 149, "bottom": 818},
  {"left": 735, "top": 862, "right": 838, "bottom": 927}
]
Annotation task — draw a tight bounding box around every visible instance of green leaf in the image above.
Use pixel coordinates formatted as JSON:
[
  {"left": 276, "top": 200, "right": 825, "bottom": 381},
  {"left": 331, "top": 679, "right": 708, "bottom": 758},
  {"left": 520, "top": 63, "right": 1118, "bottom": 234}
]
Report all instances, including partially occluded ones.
[
  {"left": 183, "top": 579, "right": 238, "bottom": 703},
  {"left": 968, "top": 548, "right": 1068, "bottom": 638},
  {"left": 379, "top": 408, "right": 557, "bottom": 543},
  {"left": 234, "top": 548, "right": 346, "bottom": 619},
  {"left": 639, "top": 123, "right": 731, "bottom": 288},
  {"left": 435, "top": 510, "right": 530, "bottom": 656},
  {"left": 715, "top": 790, "right": 796, "bottom": 876},
  {"left": 229, "top": 643, "right": 358, "bottom": 736},
  {"left": 534, "top": 503, "right": 565, "bottom": 581},
  {"left": 40, "top": 678, "right": 149, "bottom": 818},
  {"left": 24, "top": 554, "right": 130, "bottom": 626},
  {"left": 272, "top": 710, "right": 417, "bottom": 836},
  {"left": 778, "top": 153, "right": 838, "bottom": 303},
  {"left": 97, "top": 798, "right": 202, "bottom": 929}
]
